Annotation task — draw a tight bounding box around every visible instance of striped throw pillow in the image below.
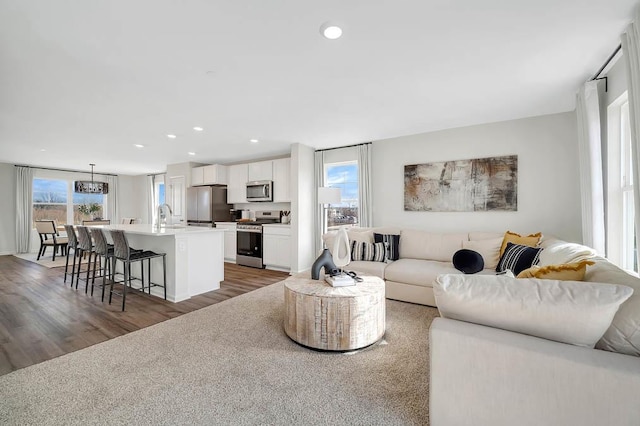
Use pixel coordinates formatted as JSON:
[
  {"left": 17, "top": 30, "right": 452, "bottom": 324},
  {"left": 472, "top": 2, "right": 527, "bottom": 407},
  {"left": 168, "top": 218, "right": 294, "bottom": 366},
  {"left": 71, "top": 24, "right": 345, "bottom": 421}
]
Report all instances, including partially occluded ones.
[
  {"left": 373, "top": 233, "right": 400, "bottom": 262},
  {"left": 351, "top": 241, "right": 386, "bottom": 262},
  {"left": 496, "top": 242, "right": 543, "bottom": 275}
]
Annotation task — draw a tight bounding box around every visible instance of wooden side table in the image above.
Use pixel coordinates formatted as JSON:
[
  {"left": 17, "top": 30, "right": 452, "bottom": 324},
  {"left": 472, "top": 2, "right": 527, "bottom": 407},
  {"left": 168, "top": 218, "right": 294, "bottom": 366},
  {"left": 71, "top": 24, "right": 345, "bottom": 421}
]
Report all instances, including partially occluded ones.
[{"left": 283, "top": 275, "right": 386, "bottom": 351}]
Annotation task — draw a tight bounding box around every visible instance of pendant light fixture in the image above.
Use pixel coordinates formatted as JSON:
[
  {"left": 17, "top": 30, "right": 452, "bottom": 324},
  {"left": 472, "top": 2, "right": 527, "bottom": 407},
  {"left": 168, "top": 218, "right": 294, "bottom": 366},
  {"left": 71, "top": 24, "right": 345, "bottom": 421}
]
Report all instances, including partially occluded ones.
[{"left": 74, "top": 163, "right": 109, "bottom": 194}]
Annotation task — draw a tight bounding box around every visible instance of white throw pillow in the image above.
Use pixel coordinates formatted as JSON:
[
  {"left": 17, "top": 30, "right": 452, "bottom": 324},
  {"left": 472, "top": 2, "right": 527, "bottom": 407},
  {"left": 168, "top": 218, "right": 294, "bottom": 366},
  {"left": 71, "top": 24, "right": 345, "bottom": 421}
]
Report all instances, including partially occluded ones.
[
  {"left": 433, "top": 274, "right": 633, "bottom": 348},
  {"left": 538, "top": 241, "right": 597, "bottom": 266},
  {"left": 462, "top": 237, "right": 502, "bottom": 269}
]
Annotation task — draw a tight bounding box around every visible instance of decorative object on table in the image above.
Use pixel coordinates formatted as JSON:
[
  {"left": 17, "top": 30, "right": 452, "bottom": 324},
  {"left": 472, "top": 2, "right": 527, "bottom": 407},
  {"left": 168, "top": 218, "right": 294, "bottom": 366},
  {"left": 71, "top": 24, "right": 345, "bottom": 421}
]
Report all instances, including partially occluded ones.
[
  {"left": 311, "top": 248, "right": 337, "bottom": 280},
  {"left": 325, "top": 226, "right": 355, "bottom": 287},
  {"left": 74, "top": 163, "right": 109, "bottom": 194},
  {"left": 404, "top": 155, "right": 517, "bottom": 212},
  {"left": 452, "top": 249, "right": 485, "bottom": 274},
  {"left": 78, "top": 202, "right": 101, "bottom": 220},
  {"left": 281, "top": 210, "right": 291, "bottom": 224}
]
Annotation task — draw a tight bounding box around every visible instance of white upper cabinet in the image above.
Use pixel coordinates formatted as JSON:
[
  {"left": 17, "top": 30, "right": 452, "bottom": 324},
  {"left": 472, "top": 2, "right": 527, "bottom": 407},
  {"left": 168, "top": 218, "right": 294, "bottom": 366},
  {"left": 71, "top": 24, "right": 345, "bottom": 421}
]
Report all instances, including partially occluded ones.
[
  {"left": 191, "top": 167, "right": 204, "bottom": 186},
  {"left": 272, "top": 157, "right": 291, "bottom": 202},
  {"left": 191, "top": 165, "right": 227, "bottom": 186},
  {"left": 227, "top": 164, "right": 248, "bottom": 203},
  {"left": 248, "top": 160, "right": 273, "bottom": 182}
]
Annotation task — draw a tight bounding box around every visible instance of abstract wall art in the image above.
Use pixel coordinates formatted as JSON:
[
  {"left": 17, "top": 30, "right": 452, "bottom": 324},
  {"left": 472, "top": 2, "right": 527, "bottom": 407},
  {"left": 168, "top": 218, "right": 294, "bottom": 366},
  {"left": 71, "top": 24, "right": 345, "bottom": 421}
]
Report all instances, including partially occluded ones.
[{"left": 404, "top": 155, "right": 517, "bottom": 212}]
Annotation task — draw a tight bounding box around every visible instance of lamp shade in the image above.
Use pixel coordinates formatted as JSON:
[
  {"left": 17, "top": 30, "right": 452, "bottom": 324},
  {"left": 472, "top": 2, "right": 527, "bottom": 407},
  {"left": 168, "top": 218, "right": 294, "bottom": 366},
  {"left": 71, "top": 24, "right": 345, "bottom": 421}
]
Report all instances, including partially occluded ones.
[{"left": 318, "top": 187, "right": 341, "bottom": 204}]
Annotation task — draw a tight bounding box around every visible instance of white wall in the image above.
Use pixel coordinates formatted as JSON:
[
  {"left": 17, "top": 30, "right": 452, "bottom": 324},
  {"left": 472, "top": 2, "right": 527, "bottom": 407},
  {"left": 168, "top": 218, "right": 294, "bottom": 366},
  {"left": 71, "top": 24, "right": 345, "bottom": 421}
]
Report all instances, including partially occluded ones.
[
  {"left": 371, "top": 112, "right": 582, "bottom": 242},
  {"left": 291, "top": 143, "right": 316, "bottom": 273},
  {"left": 0, "top": 163, "right": 16, "bottom": 254}
]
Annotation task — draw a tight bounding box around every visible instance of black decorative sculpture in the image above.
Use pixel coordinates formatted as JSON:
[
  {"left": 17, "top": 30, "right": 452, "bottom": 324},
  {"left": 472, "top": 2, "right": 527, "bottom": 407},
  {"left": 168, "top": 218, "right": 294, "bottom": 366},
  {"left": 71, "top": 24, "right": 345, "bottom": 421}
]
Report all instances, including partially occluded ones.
[{"left": 311, "top": 248, "right": 337, "bottom": 280}]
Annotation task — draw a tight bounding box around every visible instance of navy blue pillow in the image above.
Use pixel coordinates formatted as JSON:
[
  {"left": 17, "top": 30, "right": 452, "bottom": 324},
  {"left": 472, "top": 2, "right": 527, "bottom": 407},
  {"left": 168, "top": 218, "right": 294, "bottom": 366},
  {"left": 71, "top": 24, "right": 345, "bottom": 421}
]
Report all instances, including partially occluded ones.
[
  {"left": 496, "top": 242, "right": 542, "bottom": 275},
  {"left": 452, "top": 249, "right": 484, "bottom": 274}
]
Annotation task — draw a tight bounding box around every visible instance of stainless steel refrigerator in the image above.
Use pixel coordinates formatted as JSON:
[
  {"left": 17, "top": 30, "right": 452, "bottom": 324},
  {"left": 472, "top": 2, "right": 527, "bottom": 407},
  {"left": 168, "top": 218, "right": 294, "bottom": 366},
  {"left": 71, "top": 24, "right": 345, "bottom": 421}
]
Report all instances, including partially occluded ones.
[{"left": 186, "top": 186, "right": 232, "bottom": 227}]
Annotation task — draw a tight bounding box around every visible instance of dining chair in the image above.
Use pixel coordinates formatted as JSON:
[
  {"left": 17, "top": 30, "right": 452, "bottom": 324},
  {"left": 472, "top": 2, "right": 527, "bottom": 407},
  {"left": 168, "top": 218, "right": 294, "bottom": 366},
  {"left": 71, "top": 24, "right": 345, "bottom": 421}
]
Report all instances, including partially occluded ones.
[
  {"left": 35, "top": 220, "right": 68, "bottom": 261},
  {"left": 109, "top": 230, "right": 166, "bottom": 311},
  {"left": 63, "top": 225, "right": 80, "bottom": 286}
]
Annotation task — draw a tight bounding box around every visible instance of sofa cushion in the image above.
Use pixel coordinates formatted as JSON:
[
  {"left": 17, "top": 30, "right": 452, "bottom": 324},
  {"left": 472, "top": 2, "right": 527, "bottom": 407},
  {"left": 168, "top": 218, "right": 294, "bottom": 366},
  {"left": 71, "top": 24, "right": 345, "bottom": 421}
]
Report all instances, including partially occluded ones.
[
  {"left": 538, "top": 241, "right": 597, "bottom": 266},
  {"left": 346, "top": 260, "right": 387, "bottom": 280},
  {"left": 496, "top": 242, "right": 543, "bottom": 275},
  {"left": 468, "top": 232, "right": 503, "bottom": 241},
  {"left": 374, "top": 233, "right": 400, "bottom": 261},
  {"left": 517, "top": 260, "right": 595, "bottom": 280},
  {"left": 350, "top": 241, "right": 386, "bottom": 262},
  {"left": 400, "top": 230, "right": 468, "bottom": 262},
  {"left": 385, "top": 258, "right": 460, "bottom": 288},
  {"left": 453, "top": 249, "right": 484, "bottom": 274},
  {"left": 499, "top": 231, "right": 542, "bottom": 256},
  {"left": 586, "top": 258, "right": 640, "bottom": 356},
  {"left": 434, "top": 274, "right": 633, "bottom": 348},
  {"left": 462, "top": 237, "right": 502, "bottom": 269}
]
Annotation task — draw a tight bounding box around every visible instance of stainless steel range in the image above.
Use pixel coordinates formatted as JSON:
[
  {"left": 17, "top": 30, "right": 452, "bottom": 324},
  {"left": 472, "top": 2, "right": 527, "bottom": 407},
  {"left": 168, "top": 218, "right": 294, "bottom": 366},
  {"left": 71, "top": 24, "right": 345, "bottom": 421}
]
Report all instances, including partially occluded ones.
[{"left": 236, "top": 210, "right": 281, "bottom": 269}]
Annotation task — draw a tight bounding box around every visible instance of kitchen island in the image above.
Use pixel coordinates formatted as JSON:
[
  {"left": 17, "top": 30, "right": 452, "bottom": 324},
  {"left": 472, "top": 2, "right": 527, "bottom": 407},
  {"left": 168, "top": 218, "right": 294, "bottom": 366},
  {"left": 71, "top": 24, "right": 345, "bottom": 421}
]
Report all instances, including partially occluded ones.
[{"left": 100, "top": 224, "right": 225, "bottom": 302}]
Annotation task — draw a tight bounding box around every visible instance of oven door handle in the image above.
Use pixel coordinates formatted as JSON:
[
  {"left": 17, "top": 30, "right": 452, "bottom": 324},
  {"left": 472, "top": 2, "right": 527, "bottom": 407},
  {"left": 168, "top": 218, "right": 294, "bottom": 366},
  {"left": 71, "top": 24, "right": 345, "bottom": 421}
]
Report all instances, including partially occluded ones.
[{"left": 237, "top": 228, "right": 262, "bottom": 234}]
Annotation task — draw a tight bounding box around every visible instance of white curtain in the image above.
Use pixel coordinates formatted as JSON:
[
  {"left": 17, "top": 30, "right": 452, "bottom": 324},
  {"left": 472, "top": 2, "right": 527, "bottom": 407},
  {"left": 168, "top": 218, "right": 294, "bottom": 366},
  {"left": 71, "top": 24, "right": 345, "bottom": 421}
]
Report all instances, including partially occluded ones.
[
  {"left": 357, "top": 143, "right": 373, "bottom": 227},
  {"left": 146, "top": 175, "right": 156, "bottom": 225},
  {"left": 576, "top": 80, "right": 606, "bottom": 255},
  {"left": 622, "top": 12, "right": 640, "bottom": 268},
  {"left": 314, "top": 151, "right": 325, "bottom": 254},
  {"left": 15, "top": 166, "right": 35, "bottom": 253},
  {"left": 105, "top": 175, "right": 119, "bottom": 224}
]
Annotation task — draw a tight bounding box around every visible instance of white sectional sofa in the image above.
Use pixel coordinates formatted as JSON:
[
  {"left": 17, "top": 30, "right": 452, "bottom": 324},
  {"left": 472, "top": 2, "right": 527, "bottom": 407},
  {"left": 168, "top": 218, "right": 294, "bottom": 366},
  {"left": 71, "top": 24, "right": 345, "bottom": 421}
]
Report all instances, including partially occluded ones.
[
  {"left": 326, "top": 226, "right": 640, "bottom": 424},
  {"left": 324, "top": 227, "right": 507, "bottom": 306}
]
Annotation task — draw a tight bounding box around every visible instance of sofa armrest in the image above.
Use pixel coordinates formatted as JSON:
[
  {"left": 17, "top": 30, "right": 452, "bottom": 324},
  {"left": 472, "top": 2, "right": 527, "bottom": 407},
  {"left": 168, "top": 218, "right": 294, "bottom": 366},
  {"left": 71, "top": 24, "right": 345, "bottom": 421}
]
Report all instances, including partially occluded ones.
[{"left": 429, "top": 318, "right": 640, "bottom": 426}]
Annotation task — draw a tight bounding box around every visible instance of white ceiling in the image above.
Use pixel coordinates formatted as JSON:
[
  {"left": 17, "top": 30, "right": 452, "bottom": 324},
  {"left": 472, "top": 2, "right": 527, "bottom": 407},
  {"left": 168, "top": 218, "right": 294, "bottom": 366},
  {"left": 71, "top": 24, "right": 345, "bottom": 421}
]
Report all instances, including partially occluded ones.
[{"left": 0, "top": 0, "right": 635, "bottom": 175}]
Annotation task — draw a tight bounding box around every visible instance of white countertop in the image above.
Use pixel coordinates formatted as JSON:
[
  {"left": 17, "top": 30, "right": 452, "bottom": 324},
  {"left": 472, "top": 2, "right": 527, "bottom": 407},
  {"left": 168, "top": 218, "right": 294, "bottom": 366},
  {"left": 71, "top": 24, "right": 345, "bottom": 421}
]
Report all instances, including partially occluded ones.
[
  {"left": 101, "top": 224, "right": 225, "bottom": 236},
  {"left": 262, "top": 223, "right": 291, "bottom": 227}
]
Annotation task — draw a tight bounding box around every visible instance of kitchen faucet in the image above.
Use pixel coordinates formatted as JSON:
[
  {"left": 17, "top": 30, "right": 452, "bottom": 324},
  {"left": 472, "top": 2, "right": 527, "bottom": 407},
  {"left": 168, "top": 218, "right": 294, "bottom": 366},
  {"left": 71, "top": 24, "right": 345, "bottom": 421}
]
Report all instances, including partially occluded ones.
[{"left": 157, "top": 203, "right": 173, "bottom": 229}]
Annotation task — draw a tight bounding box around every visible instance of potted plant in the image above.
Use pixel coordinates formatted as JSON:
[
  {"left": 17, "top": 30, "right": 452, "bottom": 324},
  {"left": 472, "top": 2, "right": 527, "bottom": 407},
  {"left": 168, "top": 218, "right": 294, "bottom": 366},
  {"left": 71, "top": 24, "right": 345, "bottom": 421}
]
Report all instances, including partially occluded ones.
[{"left": 78, "top": 203, "right": 101, "bottom": 220}]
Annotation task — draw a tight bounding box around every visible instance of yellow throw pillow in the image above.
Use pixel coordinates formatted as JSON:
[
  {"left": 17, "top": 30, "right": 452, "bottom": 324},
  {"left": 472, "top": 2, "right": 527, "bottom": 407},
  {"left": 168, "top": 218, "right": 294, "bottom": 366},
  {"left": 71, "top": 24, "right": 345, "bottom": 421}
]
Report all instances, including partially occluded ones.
[
  {"left": 500, "top": 231, "right": 542, "bottom": 256},
  {"left": 517, "top": 260, "right": 595, "bottom": 280}
]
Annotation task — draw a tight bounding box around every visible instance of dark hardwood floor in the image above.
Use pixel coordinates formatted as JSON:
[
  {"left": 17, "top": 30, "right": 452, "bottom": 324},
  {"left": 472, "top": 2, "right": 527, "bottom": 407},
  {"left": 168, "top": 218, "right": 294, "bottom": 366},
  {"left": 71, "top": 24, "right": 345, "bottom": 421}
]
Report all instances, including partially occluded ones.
[{"left": 0, "top": 255, "right": 289, "bottom": 376}]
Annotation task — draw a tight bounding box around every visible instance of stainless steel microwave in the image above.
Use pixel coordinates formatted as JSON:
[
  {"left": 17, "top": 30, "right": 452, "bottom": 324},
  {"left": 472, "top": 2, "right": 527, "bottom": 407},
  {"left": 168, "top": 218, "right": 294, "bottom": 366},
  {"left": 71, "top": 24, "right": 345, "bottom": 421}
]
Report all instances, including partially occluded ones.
[{"left": 246, "top": 180, "right": 273, "bottom": 202}]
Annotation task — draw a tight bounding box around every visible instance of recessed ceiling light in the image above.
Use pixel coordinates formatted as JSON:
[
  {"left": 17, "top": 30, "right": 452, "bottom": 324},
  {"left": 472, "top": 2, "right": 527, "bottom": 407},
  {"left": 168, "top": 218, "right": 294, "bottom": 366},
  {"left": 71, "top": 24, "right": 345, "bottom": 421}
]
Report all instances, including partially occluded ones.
[
  {"left": 188, "top": 152, "right": 196, "bottom": 156},
  {"left": 320, "top": 22, "right": 343, "bottom": 40},
  {"left": 193, "top": 126, "right": 204, "bottom": 132},
  {"left": 40, "top": 149, "right": 46, "bottom": 152},
  {"left": 134, "top": 144, "right": 145, "bottom": 148},
  {"left": 250, "top": 139, "right": 259, "bottom": 143},
  {"left": 167, "top": 134, "right": 177, "bottom": 139}
]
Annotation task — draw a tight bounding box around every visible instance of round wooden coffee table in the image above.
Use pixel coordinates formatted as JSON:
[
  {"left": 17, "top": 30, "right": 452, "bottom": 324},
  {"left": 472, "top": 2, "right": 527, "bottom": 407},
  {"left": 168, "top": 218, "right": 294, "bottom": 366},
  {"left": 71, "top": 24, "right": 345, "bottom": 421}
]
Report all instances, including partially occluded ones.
[{"left": 283, "top": 275, "right": 385, "bottom": 351}]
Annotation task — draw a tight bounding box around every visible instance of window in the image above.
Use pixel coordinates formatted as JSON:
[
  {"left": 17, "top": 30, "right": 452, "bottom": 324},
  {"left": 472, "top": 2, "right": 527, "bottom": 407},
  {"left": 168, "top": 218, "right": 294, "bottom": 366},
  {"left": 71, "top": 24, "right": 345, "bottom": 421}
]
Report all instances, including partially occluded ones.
[
  {"left": 607, "top": 92, "right": 637, "bottom": 272},
  {"left": 32, "top": 177, "right": 105, "bottom": 225},
  {"left": 33, "top": 178, "right": 68, "bottom": 225},
  {"left": 324, "top": 161, "right": 359, "bottom": 229}
]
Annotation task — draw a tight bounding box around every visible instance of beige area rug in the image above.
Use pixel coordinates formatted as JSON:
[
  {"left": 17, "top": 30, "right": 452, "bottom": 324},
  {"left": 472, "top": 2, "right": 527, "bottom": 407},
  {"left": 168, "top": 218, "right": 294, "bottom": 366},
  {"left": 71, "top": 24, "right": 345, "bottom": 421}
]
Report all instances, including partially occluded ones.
[
  {"left": 0, "top": 280, "right": 439, "bottom": 425},
  {"left": 14, "top": 252, "right": 68, "bottom": 268}
]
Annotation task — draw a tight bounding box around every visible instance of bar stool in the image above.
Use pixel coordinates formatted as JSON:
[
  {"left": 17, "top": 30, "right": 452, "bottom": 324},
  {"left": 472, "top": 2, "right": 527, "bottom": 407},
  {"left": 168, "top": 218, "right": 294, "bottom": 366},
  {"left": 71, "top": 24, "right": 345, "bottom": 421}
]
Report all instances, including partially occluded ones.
[
  {"left": 63, "top": 225, "right": 80, "bottom": 287},
  {"left": 89, "top": 228, "right": 114, "bottom": 302},
  {"left": 75, "top": 226, "right": 96, "bottom": 293},
  {"left": 109, "top": 230, "right": 167, "bottom": 311}
]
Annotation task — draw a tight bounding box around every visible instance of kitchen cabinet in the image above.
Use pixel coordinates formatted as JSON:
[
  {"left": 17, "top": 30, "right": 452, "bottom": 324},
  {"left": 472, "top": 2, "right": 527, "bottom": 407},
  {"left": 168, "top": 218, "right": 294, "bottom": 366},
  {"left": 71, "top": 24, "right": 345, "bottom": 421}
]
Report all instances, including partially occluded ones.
[
  {"left": 248, "top": 160, "right": 273, "bottom": 182},
  {"left": 191, "top": 167, "right": 204, "bottom": 186},
  {"left": 263, "top": 225, "right": 291, "bottom": 271},
  {"left": 227, "top": 164, "right": 248, "bottom": 203},
  {"left": 272, "top": 157, "right": 291, "bottom": 202},
  {"left": 191, "top": 165, "right": 227, "bottom": 186},
  {"left": 215, "top": 222, "right": 237, "bottom": 262}
]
